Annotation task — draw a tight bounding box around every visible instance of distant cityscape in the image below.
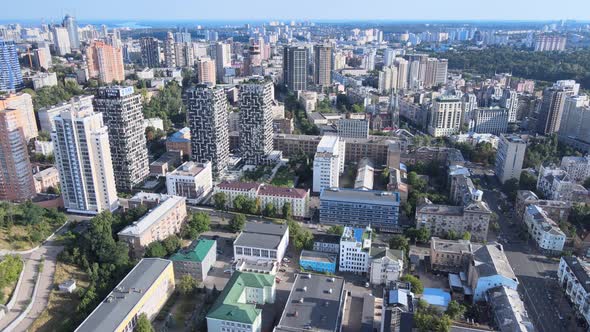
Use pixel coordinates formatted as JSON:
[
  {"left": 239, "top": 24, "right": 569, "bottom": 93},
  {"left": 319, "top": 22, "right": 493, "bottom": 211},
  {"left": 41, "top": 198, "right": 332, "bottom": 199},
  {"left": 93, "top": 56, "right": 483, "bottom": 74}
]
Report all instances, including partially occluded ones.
[{"left": 1, "top": 11, "right": 590, "bottom": 332}]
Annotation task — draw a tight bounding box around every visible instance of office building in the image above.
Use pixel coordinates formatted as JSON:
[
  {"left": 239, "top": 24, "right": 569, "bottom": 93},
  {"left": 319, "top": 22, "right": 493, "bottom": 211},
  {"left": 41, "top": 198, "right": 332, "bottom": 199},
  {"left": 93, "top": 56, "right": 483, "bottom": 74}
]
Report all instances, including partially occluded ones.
[
  {"left": 118, "top": 193, "right": 187, "bottom": 257},
  {"left": 339, "top": 226, "right": 372, "bottom": 273},
  {"left": 428, "top": 96, "right": 463, "bottom": 137},
  {"left": 93, "top": 86, "right": 149, "bottom": 191},
  {"left": 369, "top": 247, "right": 404, "bottom": 286},
  {"left": 86, "top": 41, "right": 125, "bottom": 83},
  {"left": 166, "top": 161, "right": 213, "bottom": 204},
  {"left": 206, "top": 271, "right": 275, "bottom": 332},
  {"left": 337, "top": 118, "right": 370, "bottom": 138},
  {"left": 31, "top": 72, "right": 58, "bottom": 90},
  {"left": 52, "top": 99, "right": 119, "bottom": 214},
  {"left": 75, "top": 258, "right": 175, "bottom": 332},
  {"left": 434, "top": 58, "right": 448, "bottom": 86},
  {"left": 558, "top": 95, "right": 590, "bottom": 152},
  {"left": 186, "top": 86, "right": 230, "bottom": 176},
  {"left": 239, "top": 80, "right": 274, "bottom": 165},
  {"left": 62, "top": 14, "right": 80, "bottom": 50},
  {"left": 430, "top": 237, "right": 480, "bottom": 273},
  {"left": 0, "top": 93, "right": 37, "bottom": 140},
  {"left": 320, "top": 188, "right": 400, "bottom": 229},
  {"left": 416, "top": 198, "right": 492, "bottom": 242},
  {"left": 495, "top": 134, "right": 527, "bottom": 184},
  {"left": 0, "top": 108, "right": 36, "bottom": 201},
  {"left": 534, "top": 34, "right": 566, "bottom": 52},
  {"left": 275, "top": 274, "right": 345, "bottom": 332},
  {"left": 523, "top": 205, "right": 566, "bottom": 253},
  {"left": 537, "top": 80, "right": 579, "bottom": 135},
  {"left": 283, "top": 46, "right": 308, "bottom": 91},
  {"left": 468, "top": 244, "right": 518, "bottom": 302},
  {"left": 140, "top": 37, "right": 161, "bottom": 68},
  {"left": 314, "top": 44, "right": 332, "bottom": 87},
  {"left": 170, "top": 238, "right": 216, "bottom": 281},
  {"left": 233, "top": 222, "right": 289, "bottom": 263},
  {"left": 163, "top": 31, "right": 176, "bottom": 68},
  {"left": 197, "top": 57, "right": 216, "bottom": 86},
  {"left": 299, "top": 250, "right": 337, "bottom": 274},
  {"left": 0, "top": 39, "right": 23, "bottom": 92},
  {"left": 469, "top": 107, "right": 509, "bottom": 135},
  {"left": 313, "top": 135, "right": 345, "bottom": 193},
  {"left": 558, "top": 256, "right": 590, "bottom": 328},
  {"left": 52, "top": 26, "right": 71, "bottom": 56}
]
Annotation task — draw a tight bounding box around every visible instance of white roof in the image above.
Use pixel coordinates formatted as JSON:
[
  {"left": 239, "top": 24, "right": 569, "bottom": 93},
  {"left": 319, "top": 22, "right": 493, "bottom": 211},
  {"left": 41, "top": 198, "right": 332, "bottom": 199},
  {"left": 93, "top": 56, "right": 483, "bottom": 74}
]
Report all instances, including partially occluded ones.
[
  {"left": 118, "top": 195, "right": 185, "bottom": 236},
  {"left": 316, "top": 135, "right": 340, "bottom": 153}
]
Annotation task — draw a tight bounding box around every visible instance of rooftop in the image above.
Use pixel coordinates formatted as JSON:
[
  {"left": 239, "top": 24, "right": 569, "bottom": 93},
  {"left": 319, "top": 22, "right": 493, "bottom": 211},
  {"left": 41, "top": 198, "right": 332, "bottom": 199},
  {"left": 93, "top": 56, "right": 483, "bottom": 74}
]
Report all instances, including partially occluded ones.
[
  {"left": 341, "top": 226, "right": 371, "bottom": 243},
  {"left": 562, "top": 256, "right": 590, "bottom": 293},
  {"left": 168, "top": 161, "right": 210, "bottom": 177},
  {"left": 118, "top": 195, "right": 185, "bottom": 237},
  {"left": 473, "top": 244, "right": 517, "bottom": 281},
  {"left": 317, "top": 135, "right": 341, "bottom": 153},
  {"left": 207, "top": 271, "right": 275, "bottom": 324},
  {"left": 320, "top": 188, "right": 400, "bottom": 206},
  {"left": 275, "top": 273, "right": 345, "bottom": 332},
  {"left": 431, "top": 237, "right": 480, "bottom": 254},
  {"left": 217, "top": 181, "right": 260, "bottom": 191},
  {"left": 169, "top": 239, "right": 216, "bottom": 263},
  {"left": 313, "top": 233, "right": 342, "bottom": 244},
  {"left": 487, "top": 286, "right": 535, "bottom": 332},
  {"left": 167, "top": 127, "right": 190, "bottom": 143},
  {"left": 234, "top": 222, "right": 289, "bottom": 249},
  {"left": 258, "top": 185, "right": 308, "bottom": 199},
  {"left": 369, "top": 246, "right": 404, "bottom": 261},
  {"left": 300, "top": 250, "right": 337, "bottom": 264},
  {"left": 75, "top": 258, "right": 172, "bottom": 332}
]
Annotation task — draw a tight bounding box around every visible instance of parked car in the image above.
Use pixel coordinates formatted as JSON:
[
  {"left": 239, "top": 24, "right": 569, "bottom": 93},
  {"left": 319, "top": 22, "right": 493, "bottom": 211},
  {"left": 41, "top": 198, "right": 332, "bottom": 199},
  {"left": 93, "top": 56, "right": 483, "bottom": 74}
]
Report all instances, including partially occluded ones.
[
  {"left": 223, "top": 269, "right": 232, "bottom": 274},
  {"left": 279, "top": 268, "right": 286, "bottom": 272},
  {"left": 283, "top": 258, "right": 291, "bottom": 263}
]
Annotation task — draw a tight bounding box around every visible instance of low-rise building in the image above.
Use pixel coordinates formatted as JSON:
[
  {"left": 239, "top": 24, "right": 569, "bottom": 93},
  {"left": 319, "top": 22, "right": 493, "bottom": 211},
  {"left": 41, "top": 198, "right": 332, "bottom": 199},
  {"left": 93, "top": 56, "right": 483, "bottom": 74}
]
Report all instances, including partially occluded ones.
[
  {"left": 537, "top": 165, "right": 589, "bottom": 202},
  {"left": 166, "top": 161, "right": 213, "bottom": 204},
  {"left": 515, "top": 190, "right": 571, "bottom": 224},
  {"left": 369, "top": 246, "right": 404, "bottom": 286},
  {"left": 487, "top": 286, "right": 535, "bottom": 332},
  {"left": 312, "top": 233, "right": 341, "bottom": 254},
  {"left": 118, "top": 194, "right": 187, "bottom": 257},
  {"left": 33, "top": 167, "right": 60, "bottom": 193},
  {"left": 299, "top": 250, "right": 337, "bottom": 274},
  {"left": 75, "top": 258, "right": 175, "bottom": 332},
  {"left": 274, "top": 273, "right": 345, "bottom": 332},
  {"left": 468, "top": 243, "right": 519, "bottom": 302},
  {"left": 234, "top": 222, "right": 289, "bottom": 263},
  {"left": 430, "top": 237, "right": 481, "bottom": 274},
  {"left": 354, "top": 158, "right": 375, "bottom": 190},
  {"left": 149, "top": 150, "right": 182, "bottom": 177},
  {"left": 449, "top": 173, "right": 483, "bottom": 206},
  {"left": 561, "top": 155, "right": 590, "bottom": 183},
  {"left": 215, "top": 181, "right": 310, "bottom": 218},
  {"left": 166, "top": 127, "right": 191, "bottom": 157},
  {"left": 31, "top": 71, "right": 58, "bottom": 90},
  {"left": 169, "top": 239, "right": 217, "bottom": 281},
  {"left": 415, "top": 198, "right": 492, "bottom": 242},
  {"left": 339, "top": 226, "right": 372, "bottom": 273},
  {"left": 523, "top": 205, "right": 566, "bottom": 253},
  {"left": 34, "top": 140, "right": 54, "bottom": 155},
  {"left": 557, "top": 256, "right": 590, "bottom": 328},
  {"left": 319, "top": 188, "right": 400, "bottom": 230},
  {"left": 206, "top": 271, "right": 276, "bottom": 332}
]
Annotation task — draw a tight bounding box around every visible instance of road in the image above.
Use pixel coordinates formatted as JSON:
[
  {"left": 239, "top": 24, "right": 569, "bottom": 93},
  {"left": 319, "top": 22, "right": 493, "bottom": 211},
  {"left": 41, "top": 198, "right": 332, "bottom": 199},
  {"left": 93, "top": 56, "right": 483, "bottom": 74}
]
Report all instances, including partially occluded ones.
[{"left": 481, "top": 187, "right": 582, "bottom": 332}]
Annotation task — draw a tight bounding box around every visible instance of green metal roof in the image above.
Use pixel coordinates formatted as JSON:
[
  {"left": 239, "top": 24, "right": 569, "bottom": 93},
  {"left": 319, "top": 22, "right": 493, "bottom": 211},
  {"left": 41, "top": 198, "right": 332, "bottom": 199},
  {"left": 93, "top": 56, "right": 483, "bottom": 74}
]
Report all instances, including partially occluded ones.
[
  {"left": 207, "top": 271, "right": 275, "bottom": 324},
  {"left": 169, "top": 239, "right": 215, "bottom": 263}
]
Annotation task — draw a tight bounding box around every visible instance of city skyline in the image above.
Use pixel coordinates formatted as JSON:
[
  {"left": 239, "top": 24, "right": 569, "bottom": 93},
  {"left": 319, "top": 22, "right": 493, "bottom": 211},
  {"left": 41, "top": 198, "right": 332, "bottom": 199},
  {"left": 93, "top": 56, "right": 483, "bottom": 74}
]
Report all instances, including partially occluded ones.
[{"left": 2, "top": 0, "right": 590, "bottom": 22}]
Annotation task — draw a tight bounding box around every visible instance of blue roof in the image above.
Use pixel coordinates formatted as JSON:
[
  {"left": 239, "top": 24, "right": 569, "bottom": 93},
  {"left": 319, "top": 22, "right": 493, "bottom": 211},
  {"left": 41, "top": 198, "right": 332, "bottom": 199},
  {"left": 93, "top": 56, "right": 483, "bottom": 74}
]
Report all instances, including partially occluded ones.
[
  {"left": 167, "top": 128, "right": 190, "bottom": 143},
  {"left": 388, "top": 289, "right": 409, "bottom": 307},
  {"left": 353, "top": 228, "right": 364, "bottom": 243},
  {"left": 399, "top": 163, "right": 407, "bottom": 172},
  {"left": 422, "top": 288, "right": 451, "bottom": 307}
]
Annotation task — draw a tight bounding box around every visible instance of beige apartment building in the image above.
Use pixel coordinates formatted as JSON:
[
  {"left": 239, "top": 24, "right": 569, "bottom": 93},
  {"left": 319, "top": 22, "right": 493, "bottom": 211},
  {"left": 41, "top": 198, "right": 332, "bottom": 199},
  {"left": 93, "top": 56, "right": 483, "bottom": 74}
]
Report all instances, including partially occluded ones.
[
  {"left": 0, "top": 93, "right": 38, "bottom": 141},
  {"left": 34, "top": 167, "right": 60, "bottom": 193},
  {"left": 86, "top": 41, "right": 125, "bottom": 83}
]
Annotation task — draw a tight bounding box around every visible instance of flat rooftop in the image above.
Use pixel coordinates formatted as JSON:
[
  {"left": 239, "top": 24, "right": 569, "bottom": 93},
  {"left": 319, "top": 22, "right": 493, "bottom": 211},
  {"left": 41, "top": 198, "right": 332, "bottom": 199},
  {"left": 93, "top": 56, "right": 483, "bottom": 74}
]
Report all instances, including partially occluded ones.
[
  {"left": 320, "top": 188, "right": 400, "bottom": 206},
  {"left": 300, "top": 250, "right": 337, "bottom": 264},
  {"left": 118, "top": 195, "right": 185, "bottom": 237},
  {"left": 431, "top": 237, "right": 479, "bottom": 254},
  {"left": 317, "top": 135, "right": 340, "bottom": 153},
  {"left": 75, "top": 258, "right": 172, "bottom": 332},
  {"left": 275, "top": 273, "right": 345, "bottom": 332}
]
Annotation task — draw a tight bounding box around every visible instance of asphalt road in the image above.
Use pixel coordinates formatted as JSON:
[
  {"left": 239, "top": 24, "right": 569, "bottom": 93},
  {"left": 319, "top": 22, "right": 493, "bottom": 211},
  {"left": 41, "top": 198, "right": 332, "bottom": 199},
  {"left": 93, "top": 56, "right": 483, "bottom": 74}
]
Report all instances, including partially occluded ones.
[{"left": 482, "top": 188, "right": 582, "bottom": 332}]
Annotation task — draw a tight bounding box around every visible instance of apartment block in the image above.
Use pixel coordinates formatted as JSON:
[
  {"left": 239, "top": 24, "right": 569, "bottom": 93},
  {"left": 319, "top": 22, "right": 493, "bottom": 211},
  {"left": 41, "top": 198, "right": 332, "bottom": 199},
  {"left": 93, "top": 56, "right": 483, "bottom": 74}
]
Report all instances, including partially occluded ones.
[
  {"left": 337, "top": 118, "right": 370, "bottom": 139},
  {"left": 430, "top": 237, "right": 480, "bottom": 274},
  {"left": 557, "top": 256, "right": 590, "bottom": 328},
  {"left": 33, "top": 167, "right": 60, "bottom": 194},
  {"left": 369, "top": 247, "right": 404, "bottom": 286},
  {"left": 428, "top": 96, "right": 463, "bottom": 137},
  {"left": 468, "top": 244, "right": 518, "bottom": 302},
  {"left": 0, "top": 93, "right": 38, "bottom": 141},
  {"left": 239, "top": 80, "right": 274, "bottom": 165},
  {"left": 313, "top": 135, "right": 345, "bottom": 193},
  {"left": 37, "top": 95, "right": 94, "bottom": 133},
  {"left": 86, "top": 41, "right": 125, "bottom": 83},
  {"left": 495, "top": 134, "right": 527, "bottom": 184},
  {"left": 523, "top": 205, "right": 566, "bottom": 253}
]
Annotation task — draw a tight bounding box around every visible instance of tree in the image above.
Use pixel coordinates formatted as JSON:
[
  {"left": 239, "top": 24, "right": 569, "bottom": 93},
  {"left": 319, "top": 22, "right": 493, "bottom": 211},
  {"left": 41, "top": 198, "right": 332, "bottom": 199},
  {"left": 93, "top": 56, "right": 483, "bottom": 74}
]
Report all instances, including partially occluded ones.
[
  {"left": 293, "top": 228, "right": 314, "bottom": 251},
  {"left": 178, "top": 275, "right": 198, "bottom": 295},
  {"left": 263, "top": 203, "right": 277, "bottom": 218},
  {"left": 462, "top": 232, "right": 471, "bottom": 241},
  {"left": 184, "top": 212, "right": 211, "bottom": 239},
  {"left": 213, "top": 192, "right": 228, "bottom": 210},
  {"left": 134, "top": 313, "right": 154, "bottom": 332},
  {"left": 327, "top": 225, "right": 344, "bottom": 235},
  {"left": 229, "top": 214, "right": 246, "bottom": 233},
  {"left": 282, "top": 202, "right": 292, "bottom": 220},
  {"left": 389, "top": 235, "right": 409, "bottom": 254},
  {"left": 145, "top": 242, "right": 167, "bottom": 258},
  {"left": 162, "top": 235, "right": 181, "bottom": 255},
  {"left": 445, "top": 300, "right": 466, "bottom": 320},
  {"left": 502, "top": 178, "right": 520, "bottom": 202},
  {"left": 401, "top": 275, "right": 424, "bottom": 294},
  {"left": 519, "top": 172, "right": 538, "bottom": 192}
]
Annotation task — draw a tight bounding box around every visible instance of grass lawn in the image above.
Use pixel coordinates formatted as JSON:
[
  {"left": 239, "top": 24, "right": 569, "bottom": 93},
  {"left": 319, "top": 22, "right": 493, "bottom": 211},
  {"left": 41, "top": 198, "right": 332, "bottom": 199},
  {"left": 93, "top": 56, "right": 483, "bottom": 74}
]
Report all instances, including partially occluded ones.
[
  {"left": 29, "top": 262, "right": 89, "bottom": 332},
  {"left": 270, "top": 166, "right": 296, "bottom": 187},
  {"left": 0, "top": 256, "right": 24, "bottom": 305},
  {"left": 0, "top": 225, "right": 41, "bottom": 251}
]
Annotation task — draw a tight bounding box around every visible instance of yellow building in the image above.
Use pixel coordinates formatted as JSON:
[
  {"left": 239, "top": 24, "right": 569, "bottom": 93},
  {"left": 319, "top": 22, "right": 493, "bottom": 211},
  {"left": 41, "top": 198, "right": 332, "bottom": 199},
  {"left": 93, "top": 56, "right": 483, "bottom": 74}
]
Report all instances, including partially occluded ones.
[{"left": 75, "top": 258, "right": 175, "bottom": 332}]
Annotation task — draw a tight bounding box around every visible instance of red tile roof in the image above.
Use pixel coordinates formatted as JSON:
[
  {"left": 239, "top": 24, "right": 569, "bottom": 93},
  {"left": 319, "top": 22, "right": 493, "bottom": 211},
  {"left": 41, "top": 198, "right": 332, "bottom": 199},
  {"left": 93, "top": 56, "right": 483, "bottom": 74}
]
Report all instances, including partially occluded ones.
[
  {"left": 217, "top": 181, "right": 260, "bottom": 191},
  {"left": 258, "top": 184, "right": 308, "bottom": 199}
]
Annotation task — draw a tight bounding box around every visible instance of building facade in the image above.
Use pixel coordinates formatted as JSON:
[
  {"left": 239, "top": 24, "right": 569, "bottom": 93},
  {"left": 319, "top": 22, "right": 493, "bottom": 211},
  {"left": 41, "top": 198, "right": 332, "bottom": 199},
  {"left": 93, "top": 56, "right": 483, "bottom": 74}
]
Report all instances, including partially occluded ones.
[
  {"left": 557, "top": 256, "right": 590, "bottom": 328},
  {"left": 239, "top": 80, "right": 274, "bottom": 165},
  {"left": 369, "top": 247, "right": 404, "bottom": 286},
  {"left": 170, "top": 239, "right": 216, "bottom": 281},
  {"left": 140, "top": 37, "right": 161, "bottom": 68},
  {"left": 558, "top": 95, "right": 590, "bottom": 152},
  {"left": 430, "top": 237, "right": 479, "bottom": 273},
  {"left": 93, "top": 86, "right": 149, "bottom": 191},
  {"left": 337, "top": 118, "right": 370, "bottom": 139},
  {"left": 495, "top": 134, "right": 527, "bottom": 184},
  {"left": 299, "top": 250, "right": 337, "bottom": 274},
  {"left": 86, "top": 41, "right": 125, "bottom": 83},
  {"left": 283, "top": 46, "right": 308, "bottom": 91},
  {"left": 314, "top": 44, "right": 332, "bottom": 87},
  {"left": 313, "top": 135, "right": 345, "bottom": 193},
  {"left": 52, "top": 100, "right": 119, "bottom": 214},
  {"left": 339, "top": 227, "right": 372, "bottom": 273},
  {"left": 468, "top": 244, "right": 519, "bottom": 302},
  {"left": 469, "top": 107, "right": 509, "bottom": 135},
  {"left": 233, "top": 222, "right": 290, "bottom": 263},
  {"left": 523, "top": 205, "right": 566, "bottom": 253},
  {"left": 428, "top": 96, "right": 463, "bottom": 137},
  {"left": 186, "top": 86, "right": 230, "bottom": 176},
  {"left": 166, "top": 161, "right": 213, "bottom": 204},
  {"left": 0, "top": 93, "right": 37, "bottom": 141}
]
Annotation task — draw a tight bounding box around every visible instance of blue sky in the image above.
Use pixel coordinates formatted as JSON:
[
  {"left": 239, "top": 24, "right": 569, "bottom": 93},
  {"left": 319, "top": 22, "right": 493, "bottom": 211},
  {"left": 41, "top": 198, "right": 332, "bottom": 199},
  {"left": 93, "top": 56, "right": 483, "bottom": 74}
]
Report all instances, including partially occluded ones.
[{"left": 2, "top": 0, "right": 589, "bottom": 22}]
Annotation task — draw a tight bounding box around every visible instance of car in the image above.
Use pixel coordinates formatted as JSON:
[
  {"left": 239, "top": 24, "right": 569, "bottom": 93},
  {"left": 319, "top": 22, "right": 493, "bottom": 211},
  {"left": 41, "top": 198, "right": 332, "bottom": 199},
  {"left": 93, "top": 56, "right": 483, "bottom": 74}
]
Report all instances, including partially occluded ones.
[
  {"left": 217, "top": 249, "right": 224, "bottom": 254},
  {"left": 224, "top": 269, "right": 232, "bottom": 274},
  {"left": 283, "top": 258, "right": 291, "bottom": 263},
  {"left": 279, "top": 268, "right": 286, "bottom": 272}
]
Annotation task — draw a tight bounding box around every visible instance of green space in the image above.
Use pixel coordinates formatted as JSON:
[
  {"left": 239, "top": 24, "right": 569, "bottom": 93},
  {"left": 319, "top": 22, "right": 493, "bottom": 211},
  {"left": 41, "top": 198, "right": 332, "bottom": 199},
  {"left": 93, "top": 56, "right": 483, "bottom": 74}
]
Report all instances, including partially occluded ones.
[
  {"left": 270, "top": 166, "right": 296, "bottom": 187},
  {"left": 0, "top": 255, "right": 24, "bottom": 304}
]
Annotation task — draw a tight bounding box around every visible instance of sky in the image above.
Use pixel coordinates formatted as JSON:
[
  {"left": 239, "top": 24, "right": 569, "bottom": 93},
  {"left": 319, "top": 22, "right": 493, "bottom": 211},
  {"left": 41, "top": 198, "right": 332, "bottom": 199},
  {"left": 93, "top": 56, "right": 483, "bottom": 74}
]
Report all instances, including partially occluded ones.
[{"left": 2, "top": 0, "right": 590, "bottom": 22}]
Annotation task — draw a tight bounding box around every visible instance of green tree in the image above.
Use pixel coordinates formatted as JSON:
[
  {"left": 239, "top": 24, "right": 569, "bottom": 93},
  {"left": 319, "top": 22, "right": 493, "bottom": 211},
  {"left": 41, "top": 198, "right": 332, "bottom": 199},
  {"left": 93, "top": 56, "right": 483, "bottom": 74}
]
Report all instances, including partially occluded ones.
[
  {"left": 462, "top": 232, "right": 471, "bottom": 241},
  {"left": 183, "top": 212, "right": 210, "bottom": 239},
  {"left": 229, "top": 214, "right": 246, "bottom": 233},
  {"left": 263, "top": 203, "right": 277, "bottom": 217},
  {"left": 178, "top": 275, "right": 198, "bottom": 295},
  {"left": 519, "top": 172, "right": 538, "bottom": 192},
  {"left": 327, "top": 225, "right": 344, "bottom": 235},
  {"left": 401, "top": 275, "right": 424, "bottom": 294},
  {"left": 145, "top": 242, "right": 167, "bottom": 258},
  {"left": 213, "top": 192, "right": 228, "bottom": 210},
  {"left": 445, "top": 300, "right": 466, "bottom": 320},
  {"left": 282, "top": 202, "right": 292, "bottom": 220},
  {"left": 389, "top": 235, "right": 409, "bottom": 254},
  {"left": 134, "top": 313, "right": 154, "bottom": 332},
  {"left": 293, "top": 228, "right": 314, "bottom": 251},
  {"left": 233, "top": 195, "right": 247, "bottom": 212},
  {"left": 162, "top": 235, "right": 181, "bottom": 255},
  {"left": 502, "top": 178, "right": 520, "bottom": 202}
]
